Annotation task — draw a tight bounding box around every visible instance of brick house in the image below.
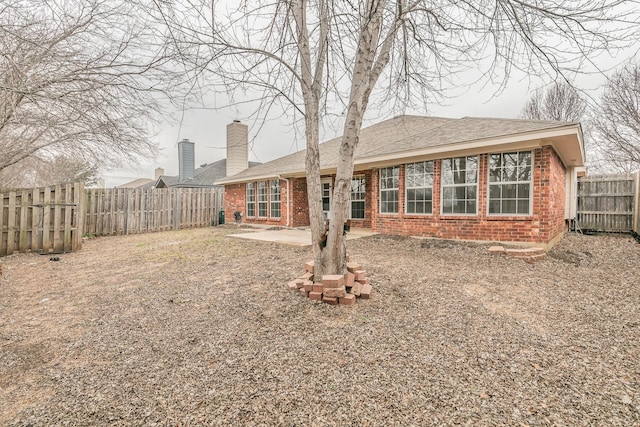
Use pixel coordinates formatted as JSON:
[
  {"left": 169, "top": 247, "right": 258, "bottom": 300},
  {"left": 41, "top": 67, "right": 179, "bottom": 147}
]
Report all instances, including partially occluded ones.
[{"left": 216, "top": 116, "right": 585, "bottom": 246}]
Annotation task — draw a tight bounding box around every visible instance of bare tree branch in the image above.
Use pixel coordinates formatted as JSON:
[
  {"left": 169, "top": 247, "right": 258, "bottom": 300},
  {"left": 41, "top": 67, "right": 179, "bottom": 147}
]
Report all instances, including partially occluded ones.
[
  {"left": 593, "top": 59, "right": 640, "bottom": 173},
  {"left": 0, "top": 0, "right": 181, "bottom": 180}
]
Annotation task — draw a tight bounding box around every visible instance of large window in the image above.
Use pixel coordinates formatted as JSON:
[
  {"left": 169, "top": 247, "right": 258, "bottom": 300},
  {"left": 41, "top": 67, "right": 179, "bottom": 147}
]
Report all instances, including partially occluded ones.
[
  {"left": 246, "top": 183, "right": 255, "bottom": 217},
  {"left": 257, "top": 181, "right": 267, "bottom": 217},
  {"left": 488, "top": 151, "right": 532, "bottom": 215},
  {"left": 270, "top": 179, "right": 281, "bottom": 218},
  {"left": 405, "top": 161, "right": 434, "bottom": 214},
  {"left": 350, "top": 176, "right": 365, "bottom": 219},
  {"left": 379, "top": 166, "right": 399, "bottom": 214},
  {"left": 441, "top": 156, "right": 478, "bottom": 215}
]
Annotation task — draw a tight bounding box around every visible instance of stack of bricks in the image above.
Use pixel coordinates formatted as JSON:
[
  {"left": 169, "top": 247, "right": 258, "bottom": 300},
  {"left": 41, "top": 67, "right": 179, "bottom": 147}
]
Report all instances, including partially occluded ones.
[
  {"left": 286, "top": 259, "right": 372, "bottom": 305},
  {"left": 488, "top": 246, "right": 546, "bottom": 263}
]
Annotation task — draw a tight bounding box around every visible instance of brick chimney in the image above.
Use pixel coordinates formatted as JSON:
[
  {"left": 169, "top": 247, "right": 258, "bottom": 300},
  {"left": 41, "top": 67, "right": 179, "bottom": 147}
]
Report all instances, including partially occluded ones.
[
  {"left": 226, "top": 120, "right": 248, "bottom": 177},
  {"left": 178, "top": 139, "right": 195, "bottom": 181},
  {"left": 154, "top": 167, "right": 165, "bottom": 180}
]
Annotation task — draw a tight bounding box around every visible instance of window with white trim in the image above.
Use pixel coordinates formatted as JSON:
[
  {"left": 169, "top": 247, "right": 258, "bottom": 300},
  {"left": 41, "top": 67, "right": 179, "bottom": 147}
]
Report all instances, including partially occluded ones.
[
  {"left": 257, "top": 181, "right": 267, "bottom": 217},
  {"left": 441, "top": 156, "right": 478, "bottom": 215},
  {"left": 246, "top": 182, "right": 255, "bottom": 217},
  {"left": 350, "top": 175, "right": 365, "bottom": 219},
  {"left": 379, "top": 166, "right": 399, "bottom": 214},
  {"left": 270, "top": 179, "right": 281, "bottom": 218},
  {"left": 405, "top": 161, "right": 434, "bottom": 214},
  {"left": 488, "top": 151, "right": 532, "bottom": 215}
]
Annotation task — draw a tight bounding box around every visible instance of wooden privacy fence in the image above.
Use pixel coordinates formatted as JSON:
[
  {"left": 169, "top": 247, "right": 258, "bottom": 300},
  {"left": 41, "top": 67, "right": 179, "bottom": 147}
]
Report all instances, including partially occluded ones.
[
  {"left": 0, "top": 183, "right": 85, "bottom": 256},
  {"left": 84, "top": 187, "right": 218, "bottom": 236},
  {"left": 576, "top": 172, "right": 640, "bottom": 233},
  {"left": 1, "top": 185, "right": 220, "bottom": 256}
]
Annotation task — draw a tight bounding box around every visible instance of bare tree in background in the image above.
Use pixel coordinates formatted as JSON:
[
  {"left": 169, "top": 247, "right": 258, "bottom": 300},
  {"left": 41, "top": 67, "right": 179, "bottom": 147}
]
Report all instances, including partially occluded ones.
[
  {"left": 593, "top": 60, "right": 640, "bottom": 173},
  {"left": 0, "top": 0, "right": 178, "bottom": 181},
  {"left": 517, "top": 81, "right": 607, "bottom": 169},
  {"left": 519, "top": 82, "right": 587, "bottom": 122},
  {"left": 155, "top": 0, "right": 638, "bottom": 279},
  {"left": 0, "top": 155, "right": 99, "bottom": 190}
]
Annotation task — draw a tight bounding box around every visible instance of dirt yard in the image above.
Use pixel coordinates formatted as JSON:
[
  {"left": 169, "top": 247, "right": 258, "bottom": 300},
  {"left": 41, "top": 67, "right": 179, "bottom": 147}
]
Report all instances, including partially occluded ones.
[{"left": 1, "top": 227, "right": 639, "bottom": 426}]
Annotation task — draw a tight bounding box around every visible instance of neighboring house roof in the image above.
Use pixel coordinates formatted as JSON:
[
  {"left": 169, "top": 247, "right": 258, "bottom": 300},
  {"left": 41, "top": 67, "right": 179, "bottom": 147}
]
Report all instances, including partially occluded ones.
[
  {"left": 216, "top": 115, "right": 584, "bottom": 185},
  {"left": 116, "top": 178, "right": 155, "bottom": 189},
  {"left": 156, "top": 158, "right": 261, "bottom": 188}
]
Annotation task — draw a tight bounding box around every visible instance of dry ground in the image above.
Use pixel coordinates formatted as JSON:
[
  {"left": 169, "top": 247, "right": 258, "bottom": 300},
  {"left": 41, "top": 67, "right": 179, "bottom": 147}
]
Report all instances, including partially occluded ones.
[{"left": 0, "top": 227, "right": 639, "bottom": 426}]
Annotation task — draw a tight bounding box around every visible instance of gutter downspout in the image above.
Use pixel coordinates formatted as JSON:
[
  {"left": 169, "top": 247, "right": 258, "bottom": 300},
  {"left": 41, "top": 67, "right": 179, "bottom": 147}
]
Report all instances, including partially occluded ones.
[{"left": 278, "top": 175, "right": 290, "bottom": 227}]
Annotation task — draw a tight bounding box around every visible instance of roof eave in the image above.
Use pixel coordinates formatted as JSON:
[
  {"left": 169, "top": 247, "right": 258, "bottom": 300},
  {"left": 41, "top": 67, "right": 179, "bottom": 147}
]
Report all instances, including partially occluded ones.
[{"left": 217, "top": 123, "right": 584, "bottom": 184}]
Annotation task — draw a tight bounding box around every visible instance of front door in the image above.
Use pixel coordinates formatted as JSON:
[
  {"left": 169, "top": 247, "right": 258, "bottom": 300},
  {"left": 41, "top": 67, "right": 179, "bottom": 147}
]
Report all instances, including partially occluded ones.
[{"left": 321, "top": 179, "right": 332, "bottom": 220}]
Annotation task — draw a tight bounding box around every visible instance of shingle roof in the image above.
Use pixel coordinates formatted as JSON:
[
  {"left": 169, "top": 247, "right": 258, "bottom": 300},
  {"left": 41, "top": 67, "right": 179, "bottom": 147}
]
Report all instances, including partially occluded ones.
[
  {"left": 216, "top": 115, "right": 579, "bottom": 184},
  {"left": 157, "top": 158, "right": 261, "bottom": 188},
  {"left": 116, "top": 178, "right": 155, "bottom": 189}
]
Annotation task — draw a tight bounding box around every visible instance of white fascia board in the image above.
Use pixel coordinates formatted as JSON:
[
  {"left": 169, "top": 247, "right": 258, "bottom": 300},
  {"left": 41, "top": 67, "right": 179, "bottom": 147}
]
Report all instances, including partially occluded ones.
[{"left": 215, "top": 173, "right": 280, "bottom": 185}]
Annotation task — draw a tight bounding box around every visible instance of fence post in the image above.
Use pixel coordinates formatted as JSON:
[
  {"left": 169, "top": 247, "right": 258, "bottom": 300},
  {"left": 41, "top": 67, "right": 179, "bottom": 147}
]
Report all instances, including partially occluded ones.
[
  {"left": 74, "top": 182, "right": 85, "bottom": 251},
  {"left": 174, "top": 188, "right": 180, "bottom": 230},
  {"left": 0, "top": 192, "right": 5, "bottom": 256},
  {"left": 634, "top": 170, "right": 640, "bottom": 234}
]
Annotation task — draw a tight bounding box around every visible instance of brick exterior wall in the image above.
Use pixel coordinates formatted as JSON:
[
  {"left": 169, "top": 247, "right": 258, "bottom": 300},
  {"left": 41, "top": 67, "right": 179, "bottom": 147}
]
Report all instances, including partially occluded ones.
[
  {"left": 224, "top": 180, "right": 288, "bottom": 226},
  {"left": 291, "top": 178, "right": 310, "bottom": 227},
  {"left": 223, "top": 146, "right": 567, "bottom": 243},
  {"left": 370, "top": 146, "right": 566, "bottom": 243}
]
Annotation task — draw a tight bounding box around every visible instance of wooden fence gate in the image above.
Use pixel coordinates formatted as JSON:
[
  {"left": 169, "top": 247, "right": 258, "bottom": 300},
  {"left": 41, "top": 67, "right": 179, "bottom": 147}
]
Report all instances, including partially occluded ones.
[
  {"left": 576, "top": 172, "right": 640, "bottom": 233},
  {"left": 1, "top": 185, "right": 220, "bottom": 256},
  {"left": 0, "top": 183, "right": 85, "bottom": 256}
]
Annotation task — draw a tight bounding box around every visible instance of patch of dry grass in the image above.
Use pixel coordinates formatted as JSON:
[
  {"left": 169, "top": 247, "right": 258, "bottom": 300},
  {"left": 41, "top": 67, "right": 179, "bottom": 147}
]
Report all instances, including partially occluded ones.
[{"left": 1, "top": 228, "right": 639, "bottom": 425}]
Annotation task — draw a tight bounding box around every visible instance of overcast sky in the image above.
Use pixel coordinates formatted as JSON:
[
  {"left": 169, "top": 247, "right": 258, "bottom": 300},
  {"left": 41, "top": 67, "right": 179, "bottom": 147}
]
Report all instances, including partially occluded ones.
[{"left": 102, "top": 46, "right": 638, "bottom": 187}]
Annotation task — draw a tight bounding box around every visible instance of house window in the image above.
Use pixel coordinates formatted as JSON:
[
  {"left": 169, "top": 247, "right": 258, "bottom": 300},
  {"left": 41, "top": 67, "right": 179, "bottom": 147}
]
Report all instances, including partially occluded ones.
[
  {"left": 322, "top": 181, "right": 331, "bottom": 213},
  {"left": 379, "top": 166, "right": 399, "bottom": 214},
  {"left": 257, "top": 181, "right": 267, "bottom": 217},
  {"left": 488, "top": 151, "right": 532, "bottom": 215},
  {"left": 441, "top": 156, "right": 478, "bottom": 215},
  {"left": 270, "top": 179, "right": 281, "bottom": 218},
  {"left": 246, "top": 183, "right": 255, "bottom": 217},
  {"left": 405, "top": 161, "right": 434, "bottom": 214},
  {"left": 350, "top": 175, "right": 365, "bottom": 219}
]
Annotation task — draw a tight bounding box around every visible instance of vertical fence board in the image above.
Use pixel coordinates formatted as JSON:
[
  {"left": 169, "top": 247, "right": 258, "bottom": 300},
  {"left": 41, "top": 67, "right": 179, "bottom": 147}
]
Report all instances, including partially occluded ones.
[
  {"left": 53, "top": 185, "right": 63, "bottom": 252},
  {"left": 7, "top": 192, "right": 17, "bottom": 254},
  {"left": 43, "top": 187, "right": 51, "bottom": 251},
  {"left": 73, "top": 183, "right": 84, "bottom": 251},
  {"left": 634, "top": 171, "right": 640, "bottom": 234},
  {"left": 32, "top": 189, "right": 42, "bottom": 252},
  {"left": 0, "top": 190, "right": 5, "bottom": 256},
  {"left": 19, "top": 190, "right": 29, "bottom": 251}
]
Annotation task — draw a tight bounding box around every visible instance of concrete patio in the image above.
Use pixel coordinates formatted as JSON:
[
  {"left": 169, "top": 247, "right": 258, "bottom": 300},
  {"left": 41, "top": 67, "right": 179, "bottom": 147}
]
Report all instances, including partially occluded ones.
[{"left": 226, "top": 226, "right": 377, "bottom": 248}]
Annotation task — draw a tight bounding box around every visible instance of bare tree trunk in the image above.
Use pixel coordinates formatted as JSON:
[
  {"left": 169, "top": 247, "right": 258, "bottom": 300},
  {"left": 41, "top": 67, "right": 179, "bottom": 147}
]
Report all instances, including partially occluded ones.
[
  {"left": 322, "top": 0, "right": 389, "bottom": 276},
  {"left": 303, "top": 104, "right": 327, "bottom": 280},
  {"left": 292, "top": 0, "right": 330, "bottom": 281},
  {"left": 323, "top": 109, "right": 363, "bottom": 275}
]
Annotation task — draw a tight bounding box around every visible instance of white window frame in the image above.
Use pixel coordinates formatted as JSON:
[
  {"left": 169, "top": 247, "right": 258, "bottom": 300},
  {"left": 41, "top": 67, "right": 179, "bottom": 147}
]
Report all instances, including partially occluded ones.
[
  {"left": 350, "top": 175, "right": 366, "bottom": 219},
  {"left": 269, "top": 179, "right": 281, "bottom": 219},
  {"left": 440, "top": 156, "right": 478, "bottom": 216},
  {"left": 405, "top": 161, "right": 434, "bottom": 215},
  {"left": 487, "top": 151, "right": 533, "bottom": 216},
  {"left": 321, "top": 177, "right": 332, "bottom": 220},
  {"left": 257, "top": 181, "right": 268, "bottom": 218},
  {"left": 379, "top": 166, "right": 399, "bottom": 214},
  {"left": 246, "top": 182, "right": 255, "bottom": 217}
]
